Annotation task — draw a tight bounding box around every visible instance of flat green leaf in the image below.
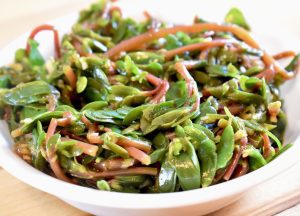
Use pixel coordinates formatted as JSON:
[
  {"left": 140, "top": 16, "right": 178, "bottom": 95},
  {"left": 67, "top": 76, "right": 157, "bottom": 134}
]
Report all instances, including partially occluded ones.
[
  {"left": 169, "top": 138, "right": 201, "bottom": 191},
  {"left": 206, "top": 64, "right": 238, "bottom": 78},
  {"left": 81, "top": 101, "right": 108, "bottom": 111},
  {"left": 123, "top": 104, "right": 151, "bottom": 125},
  {"left": 141, "top": 108, "right": 190, "bottom": 134},
  {"left": 158, "top": 159, "right": 176, "bottom": 193},
  {"left": 242, "top": 145, "right": 266, "bottom": 170},
  {"left": 225, "top": 7, "right": 250, "bottom": 30},
  {"left": 216, "top": 124, "right": 235, "bottom": 169},
  {"left": 76, "top": 76, "right": 88, "bottom": 93},
  {"left": 184, "top": 126, "right": 217, "bottom": 187},
  {"left": 3, "top": 81, "right": 59, "bottom": 106},
  {"left": 28, "top": 40, "right": 45, "bottom": 66}
]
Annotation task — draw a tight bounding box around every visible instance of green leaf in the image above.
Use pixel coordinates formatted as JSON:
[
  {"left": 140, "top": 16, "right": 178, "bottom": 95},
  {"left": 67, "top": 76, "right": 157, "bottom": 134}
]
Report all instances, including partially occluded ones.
[
  {"left": 46, "top": 133, "right": 61, "bottom": 160},
  {"left": 123, "top": 104, "right": 151, "bottom": 125},
  {"left": 239, "top": 75, "right": 261, "bottom": 91},
  {"left": 285, "top": 53, "right": 300, "bottom": 71},
  {"left": 270, "top": 111, "right": 286, "bottom": 144},
  {"left": 225, "top": 8, "right": 250, "bottom": 30},
  {"left": 20, "top": 107, "right": 47, "bottom": 120},
  {"left": 76, "top": 76, "right": 88, "bottom": 93},
  {"left": 84, "top": 107, "right": 131, "bottom": 123},
  {"left": 114, "top": 175, "right": 147, "bottom": 187},
  {"left": 153, "top": 100, "right": 187, "bottom": 119},
  {"left": 158, "top": 159, "right": 176, "bottom": 193},
  {"left": 78, "top": 0, "right": 108, "bottom": 23},
  {"left": 81, "top": 101, "right": 108, "bottom": 111},
  {"left": 141, "top": 107, "right": 190, "bottom": 134},
  {"left": 153, "top": 133, "right": 169, "bottom": 149},
  {"left": 199, "top": 98, "right": 217, "bottom": 118},
  {"left": 15, "top": 48, "right": 27, "bottom": 62},
  {"left": 102, "top": 133, "right": 129, "bottom": 158},
  {"left": 31, "top": 124, "right": 47, "bottom": 171},
  {"left": 227, "top": 90, "right": 264, "bottom": 105},
  {"left": 85, "top": 78, "right": 108, "bottom": 102},
  {"left": 165, "top": 34, "right": 182, "bottom": 50},
  {"left": 192, "top": 124, "right": 215, "bottom": 142},
  {"left": 109, "top": 85, "right": 141, "bottom": 100},
  {"left": 0, "top": 75, "right": 10, "bottom": 88},
  {"left": 166, "top": 81, "right": 188, "bottom": 101},
  {"left": 28, "top": 39, "right": 45, "bottom": 66},
  {"left": 142, "top": 62, "right": 163, "bottom": 74},
  {"left": 261, "top": 78, "right": 272, "bottom": 105},
  {"left": 82, "top": 57, "right": 113, "bottom": 74},
  {"left": 17, "top": 111, "right": 64, "bottom": 135},
  {"left": 150, "top": 148, "right": 167, "bottom": 164},
  {"left": 57, "top": 140, "right": 83, "bottom": 158},
  {"left": 184, "top": 126, "right": 217, "bottom": 187},
  {"left": 122, "top": 94, "right": 146, "bottom": 107},
  {"left": 242, "top": 145, "right": 266, "bottom": 170},
  {"left": 124, "top": 55, "right": 140, "bottom": 76},
  {"left": 128, "top": 52, "right": 165, "bottom": 64},
  {"left": 169, "top": 138, "right": 201, "bottom": 191},
  {"left": 243, "top": 119, "right": 282, "bottom": 149},
  {"left": 3, "top": 80, "right": 59, "bottom": 106},
  {"left": 97, "top": 180, "right": 111, "bottom": 191},
  {"left": 216, "top": 124, "right": 235, "bottom": 169},
  {"left": 206, "top": 64, "right": 238, "bottom": 78},
  {"left": 112, "top": 18, "right": 139, "bottom": 43}
]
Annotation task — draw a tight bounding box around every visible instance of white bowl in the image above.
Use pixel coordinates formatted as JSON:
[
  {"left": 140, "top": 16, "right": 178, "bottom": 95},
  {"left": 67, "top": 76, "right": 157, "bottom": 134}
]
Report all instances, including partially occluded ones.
[{"left": 1, "top": 1, "right": 300, "bottom": 215}]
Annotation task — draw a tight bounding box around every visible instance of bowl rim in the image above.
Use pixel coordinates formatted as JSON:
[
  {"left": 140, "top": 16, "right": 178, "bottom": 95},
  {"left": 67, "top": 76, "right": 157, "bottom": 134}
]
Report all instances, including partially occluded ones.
[{"left": 0, "top": 10, "right": 300, "bottom": 210}]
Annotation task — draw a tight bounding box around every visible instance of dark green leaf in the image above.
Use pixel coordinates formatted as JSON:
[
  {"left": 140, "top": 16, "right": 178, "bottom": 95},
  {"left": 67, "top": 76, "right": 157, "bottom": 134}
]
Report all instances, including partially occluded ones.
[
  {"left": 158, "top": 159, "right": 176, "bottom": 193},
  {"left": 242, "top": 145, "right": 266, "bottom": 170},
  {"left": 3, "top": 81, "right": 59, "bottom": 106},
  {"left": 216, "top": 124, "right": 234, "bottom": 169},
  {"left": 285, "top": 53, "right": 300, "bottom": 71},
  {"left": 169, "top": 138, "right": 201, "bottom": 191}
]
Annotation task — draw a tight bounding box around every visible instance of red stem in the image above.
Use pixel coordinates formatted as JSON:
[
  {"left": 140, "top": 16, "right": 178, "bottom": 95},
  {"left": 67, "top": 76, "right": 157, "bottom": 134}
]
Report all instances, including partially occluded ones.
[
  {"left": 45, "top": 118, "right": 73, "bottom": 183},
  {"left": 233, "top": 159, "right": 249, "bottom": 178},
  {"left": 150, "top": 80, "right": 169, "bottom": 103},
  {"left": 145, "top": 73, "right": 169, "bottom": 103},
  {"left": 46, "top": 118, "right": 58, "bottom": 143},
  {"left": 116, "top": 137, "right": 151, "bottom": 153},
  {"left": 125, "top": 147, "right": 151, "bottom": 165},
  {"left": 61, "top": 138, "right": 99, "bottom": 157},
  {"left": 26, "top": 24, "right": 61, "bottom": 58},
  {"left": 146, "top": 73, "right": 162, "bottom": 86},
  {"left": 273, "top": 50, "right": 296, "bottom": 60},
  {"left": 164, "top": 39, "right": 236, "bottom": 60},
  {"left": 223, "top": 137, "right": 248, "bottom": 180},
  {"left": 64, "top": 66, "right": 77, "bottom": 90},
  {"left": 57, "top": 112, "right": 73, "bottom": 127},
  {"left": 262, "top": 133, "right": 273, "bottom": 159},
  {"left": 174, "top": 62, "right": 200, "bottom": 111}
]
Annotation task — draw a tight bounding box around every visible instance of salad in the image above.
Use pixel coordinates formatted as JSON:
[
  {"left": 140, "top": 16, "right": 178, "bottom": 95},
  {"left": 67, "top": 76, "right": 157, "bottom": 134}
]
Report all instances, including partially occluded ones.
[{"left": 0, "top": 1, "right": 298, "bottom": 193}]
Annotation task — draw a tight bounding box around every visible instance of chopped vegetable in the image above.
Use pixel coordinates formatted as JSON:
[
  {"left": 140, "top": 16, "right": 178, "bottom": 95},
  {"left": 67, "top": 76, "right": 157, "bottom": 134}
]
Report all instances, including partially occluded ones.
[{"left": 0, "top": 1, "right": 295, "bottom": 193}]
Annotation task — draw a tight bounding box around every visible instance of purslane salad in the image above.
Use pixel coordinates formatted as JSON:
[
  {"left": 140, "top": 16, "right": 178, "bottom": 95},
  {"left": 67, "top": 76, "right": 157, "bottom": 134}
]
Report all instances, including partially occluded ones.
[{"left": 0, "top": 1, "right": 298, "bottom": 193}]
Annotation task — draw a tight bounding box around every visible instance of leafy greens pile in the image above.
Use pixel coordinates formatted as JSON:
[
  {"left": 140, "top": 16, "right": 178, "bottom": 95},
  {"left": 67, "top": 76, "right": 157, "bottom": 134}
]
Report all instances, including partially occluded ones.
[{"left": 0, "top": 1, "right": 298, "bottom": 193}]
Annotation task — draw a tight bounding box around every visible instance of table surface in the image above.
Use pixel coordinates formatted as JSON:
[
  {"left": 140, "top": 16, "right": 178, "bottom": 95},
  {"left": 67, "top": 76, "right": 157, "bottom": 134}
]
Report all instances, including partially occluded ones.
[{"left": 1, "top": 1, "right": 300, "bottom": 215}]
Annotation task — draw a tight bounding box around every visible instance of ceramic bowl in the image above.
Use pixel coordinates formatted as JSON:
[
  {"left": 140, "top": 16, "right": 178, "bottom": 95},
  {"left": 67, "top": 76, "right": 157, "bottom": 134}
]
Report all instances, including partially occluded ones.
[{"left": 0, "top": 1, "right": 300, "bottom": 215}]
